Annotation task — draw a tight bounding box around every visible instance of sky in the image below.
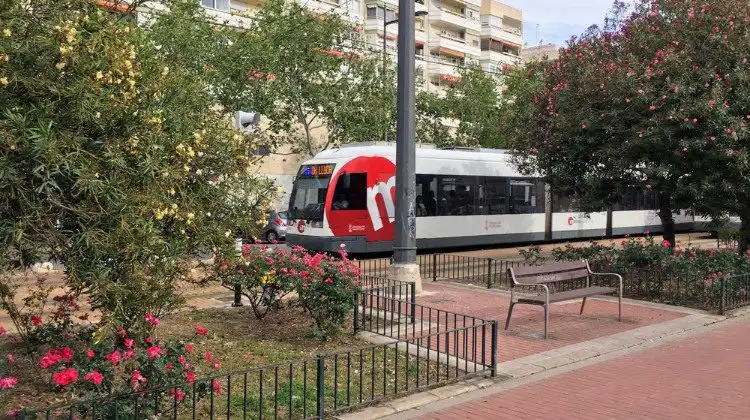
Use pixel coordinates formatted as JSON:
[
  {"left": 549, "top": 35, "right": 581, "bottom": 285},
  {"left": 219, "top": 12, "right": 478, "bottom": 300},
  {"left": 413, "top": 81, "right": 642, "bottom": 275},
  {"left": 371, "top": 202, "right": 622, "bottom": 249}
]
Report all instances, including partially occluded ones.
[{"left": 502, "top": 0, "right": 619, "bottom": 46}]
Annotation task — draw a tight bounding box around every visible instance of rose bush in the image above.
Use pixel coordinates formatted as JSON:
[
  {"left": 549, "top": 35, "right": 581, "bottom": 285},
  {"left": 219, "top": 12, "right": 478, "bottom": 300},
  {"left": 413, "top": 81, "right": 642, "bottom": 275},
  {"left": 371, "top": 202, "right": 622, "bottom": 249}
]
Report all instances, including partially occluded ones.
[
  {"left": 215, "top": 245, "right": 361, "bottom": 337},
  {"left": 522, "top": 234, "right": 750, "bottom": 308}
]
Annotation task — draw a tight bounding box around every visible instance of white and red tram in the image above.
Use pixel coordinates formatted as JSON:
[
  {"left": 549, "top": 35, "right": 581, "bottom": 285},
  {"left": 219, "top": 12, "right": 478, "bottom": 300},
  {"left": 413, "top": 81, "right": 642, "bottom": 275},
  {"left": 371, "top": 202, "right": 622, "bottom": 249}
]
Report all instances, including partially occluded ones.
[{"left": 286, "top": 143, "right": 696, "bottom": 253}]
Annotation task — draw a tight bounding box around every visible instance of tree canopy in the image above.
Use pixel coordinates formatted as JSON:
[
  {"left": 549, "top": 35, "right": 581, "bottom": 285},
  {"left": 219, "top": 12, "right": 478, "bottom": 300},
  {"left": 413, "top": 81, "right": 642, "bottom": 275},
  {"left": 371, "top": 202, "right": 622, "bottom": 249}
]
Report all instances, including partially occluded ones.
[{"left": 505, "top": 0, "right": 749, "bottom": 251}]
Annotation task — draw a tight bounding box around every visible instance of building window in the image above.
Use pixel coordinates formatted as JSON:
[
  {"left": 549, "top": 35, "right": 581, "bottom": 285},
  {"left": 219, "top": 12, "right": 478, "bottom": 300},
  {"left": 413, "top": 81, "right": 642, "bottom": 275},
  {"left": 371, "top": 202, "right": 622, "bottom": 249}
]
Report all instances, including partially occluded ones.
[
  {"left": 472, "top": 40, "right": 479, "bottom": 47},
  {"left": 366, "top": 6, "right": 377, "bottom": 19},
  {"left": 201, "top": 0, "right": 229, "bottom": 12},
  {"left": 437, "top": 176, "right": 477, "bottom": 216},
  {"left": 509, "top": 180, "right": 545, "bottom": 214}
]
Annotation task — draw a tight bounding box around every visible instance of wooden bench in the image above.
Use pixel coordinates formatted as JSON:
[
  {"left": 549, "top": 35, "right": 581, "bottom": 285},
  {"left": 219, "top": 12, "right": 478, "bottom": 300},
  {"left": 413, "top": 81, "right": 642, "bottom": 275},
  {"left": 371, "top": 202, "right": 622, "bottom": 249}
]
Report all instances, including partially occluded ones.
[{"left": 506, "top": 260, "right": 623, "bottom": 339}]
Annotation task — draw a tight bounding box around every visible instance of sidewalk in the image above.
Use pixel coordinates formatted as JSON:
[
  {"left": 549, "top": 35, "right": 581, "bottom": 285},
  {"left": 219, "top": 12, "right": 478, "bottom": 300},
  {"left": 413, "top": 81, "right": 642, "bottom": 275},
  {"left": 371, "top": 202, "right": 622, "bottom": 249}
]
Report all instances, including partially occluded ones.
[{"left": 392, "top": 314, "right": 750, "bottom": 420}]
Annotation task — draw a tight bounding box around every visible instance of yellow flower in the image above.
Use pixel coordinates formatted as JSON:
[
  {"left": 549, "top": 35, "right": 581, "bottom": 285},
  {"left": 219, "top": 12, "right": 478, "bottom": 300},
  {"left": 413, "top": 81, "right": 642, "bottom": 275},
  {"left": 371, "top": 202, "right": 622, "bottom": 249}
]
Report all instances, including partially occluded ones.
[
  {"left": 161, "top": 66, "right": 169, "bottom": 76},
  {"left": 0, "top": 54, "right": 8, "bottom": 61},
  {"left": 224, "top": 230, "right": 232, "bottom": 238},
  {"left": 168, "top": 188, "right": 175, "bottom": 196},
  {"left": 0, "top": 77, "right": 8, "bottom": 87},
  {"left": 171, "top": 203, "right": 178, "bottom": 210},
  {"left": 2, "top": 29, "right": 11, "bottom": 38},
  {"left": 55, "top": 61, "right": 66, "bottom": 70},
  {"left": 95, "top": 71, "right": 103, "bottom": 80}
]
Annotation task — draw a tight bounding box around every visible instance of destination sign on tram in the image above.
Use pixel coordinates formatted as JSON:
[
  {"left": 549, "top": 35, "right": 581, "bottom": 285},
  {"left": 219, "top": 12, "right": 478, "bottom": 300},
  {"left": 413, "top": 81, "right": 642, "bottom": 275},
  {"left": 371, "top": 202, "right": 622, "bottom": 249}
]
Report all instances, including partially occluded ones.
[{"left": 300, "top": 164, "right": 334, "bottom": 178}]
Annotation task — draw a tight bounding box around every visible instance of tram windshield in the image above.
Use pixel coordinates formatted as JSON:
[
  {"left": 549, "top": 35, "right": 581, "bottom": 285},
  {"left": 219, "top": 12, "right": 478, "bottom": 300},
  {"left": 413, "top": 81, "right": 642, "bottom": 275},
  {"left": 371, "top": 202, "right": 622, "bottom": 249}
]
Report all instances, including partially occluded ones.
[{"left": 289, "top": 164, "right": 334, "bottom": 221}]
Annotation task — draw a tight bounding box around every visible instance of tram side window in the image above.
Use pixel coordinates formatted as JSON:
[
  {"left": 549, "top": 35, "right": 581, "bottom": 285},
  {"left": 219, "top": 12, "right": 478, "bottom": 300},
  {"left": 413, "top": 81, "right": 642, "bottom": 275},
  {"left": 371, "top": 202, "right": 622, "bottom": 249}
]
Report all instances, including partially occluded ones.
[
  {"left": 331, "top": 173, "right": 367, "bottom": 210},
  {"left": 416, "top": 175, "right": 438, "bottom": 216},
  {"left": 483, "top": 178, "right": 508, "bottom": 215},
  {"left": 553, "top": 194, "right": 579, "bottom": 212},
  {"left": 509, "top": 180, "right": 544, "bottom": 214},
  {"left": 437, "top": 176, "right": 476, "bottom": 216}
]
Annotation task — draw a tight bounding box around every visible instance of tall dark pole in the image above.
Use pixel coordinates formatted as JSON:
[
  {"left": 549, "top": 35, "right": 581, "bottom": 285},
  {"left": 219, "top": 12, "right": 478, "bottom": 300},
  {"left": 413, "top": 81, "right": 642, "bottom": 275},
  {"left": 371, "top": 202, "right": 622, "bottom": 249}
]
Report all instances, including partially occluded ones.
[
  {"left": 382, "top": 11, "right": 388, "bottom": 143},
  {"left": 393, "top": 0, "right": 417, "bottom": 267}
]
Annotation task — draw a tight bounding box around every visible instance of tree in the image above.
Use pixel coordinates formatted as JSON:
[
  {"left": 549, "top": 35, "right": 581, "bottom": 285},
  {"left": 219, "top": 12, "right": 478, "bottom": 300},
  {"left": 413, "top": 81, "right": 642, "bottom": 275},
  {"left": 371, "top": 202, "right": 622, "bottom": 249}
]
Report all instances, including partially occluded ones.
[
  {"left": 224, "top": 0, "right": 390, "bottom": 157},
  {"left": 0, "top": 0, "right": 275, "bottom": 334},
  {"left": 505, "top": 0, "right": 748, "bottom": 250},
  {"left": 445, "top": 67, "right": 505, "bottom": 148}
]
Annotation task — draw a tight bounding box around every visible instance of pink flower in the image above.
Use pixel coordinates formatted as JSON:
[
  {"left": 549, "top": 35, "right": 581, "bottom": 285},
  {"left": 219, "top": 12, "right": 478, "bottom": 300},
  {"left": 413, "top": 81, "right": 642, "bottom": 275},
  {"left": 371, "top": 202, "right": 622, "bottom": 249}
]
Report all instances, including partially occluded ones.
[
  {"left": 60, "top": 347, "right": 73, "bottom": 363},
  {"left": 52, "top": 368, "right": 79, "bottom": 388},
  {"left": 213, "top": 361, "right": 221, "bottom": 370},
  {"left": 144, "top": 313, "right": 160, "bottom": 327},
  {"left": 204, "top": 351, "right": 212, "bottom": 362},
  {"left": 104, "top": 350, "right": 122, "bottom": 366},
  {"left": 704, "top": 279, "right": 714, "bottom": 287},
  {"left": 661, "top": 239, "right": 671, "bottom": 248},
  {"left": 166, "top": 363, "right": 174, "bottom": 370},
  {"left": 645, "top": 184, "right": 652, "bottom": 190},
  {"left": 130, "top": 369, "right": 147, "bottom": 391},
  {"left": 147, "top": 346, "right": 161, "bottom": 359},
  {"left": 212, "top": 379, "right": 223, "bottom": 394},
  {"left": 185, "top": 371, "right": 196, "bottom": 383},
  {"left": 178, "top": 354, "right": 188, "bottom": 367},
  {"left": 185, "top": 343, "right": 194, "bottom": 353},
  {"left": 649, "top": 105, "right": 656, "bottom": 111},
  {"left": 0, "top": 377, "right": 17, "bottom": 390},
  {"left": 170, "top": 387, "right": 186, "bottom": 402},
  {"left": 6, "top": 353, "right": 14, "bottom": 363},
  {"left": 195, "top": 326, "right": 209, "bottom": 336},
  {"left": 124, "top": 338, "right": 134, "bottom": 349},
  {"left": 84, "top": 371, "right": 104, "bottom": 385},
  {"left": 581, "top": 123, "right": 587, "bottom": 129},
  {"left": 708, "top": 99, "right": 716, "bottom": 108},
  {"left": 30, "top": 315, "right": 43, "bottom": 326},
  {"left": 116, "top": 326, "right": 127, "bottom": 338},
  {"left": 85, "top": 349, "right": 95, "bottom": 359},
  {"left": 123, "top": 349, "right": 136, "bottom": 360},
  {"left": 145, "top": 337, "right": 153, "bottom": 344},
  {"left": 0, "top": 325, "right": 6, "bottom": 336},
  {"left": 324, "top": 278, "right": 334, "bottom": 285}
]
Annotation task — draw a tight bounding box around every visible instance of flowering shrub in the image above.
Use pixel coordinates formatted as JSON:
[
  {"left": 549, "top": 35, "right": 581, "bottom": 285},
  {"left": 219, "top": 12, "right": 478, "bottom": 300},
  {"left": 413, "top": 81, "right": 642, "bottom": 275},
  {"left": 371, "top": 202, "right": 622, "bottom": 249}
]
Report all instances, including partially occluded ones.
[
  {"left": 294, "top": 247, "right": 360, "bottom": 338},
  {"left": 215, "top": 245, "right": 361, "bottom": 337},
  {"left": 522, "top": 234, "right": 750, "bottom": 308},
  {"left": 0, "top": 326, "right": 17, "bottom": 392},
  {"left": 31, "top": 317, "right": 217, "bottom": 404}
]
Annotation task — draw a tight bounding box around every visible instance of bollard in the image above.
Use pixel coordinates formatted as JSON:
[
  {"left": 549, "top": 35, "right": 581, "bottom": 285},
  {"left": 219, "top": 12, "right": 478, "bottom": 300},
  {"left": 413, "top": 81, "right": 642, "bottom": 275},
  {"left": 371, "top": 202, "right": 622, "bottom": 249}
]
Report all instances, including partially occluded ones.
[
  {"left": 316, "top": 355, "right": 325, "bottom": 419},
  {"left": 490, "top": 321, "right": 498, "bottom": 377},
  {"left": 486, "top": 258, "right": 493, "bottom": 289}
]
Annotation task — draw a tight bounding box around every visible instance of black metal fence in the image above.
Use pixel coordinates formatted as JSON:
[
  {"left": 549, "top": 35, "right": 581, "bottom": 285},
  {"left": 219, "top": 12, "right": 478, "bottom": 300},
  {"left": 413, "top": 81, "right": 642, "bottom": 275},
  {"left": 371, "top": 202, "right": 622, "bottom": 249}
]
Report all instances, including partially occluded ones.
[{"left": 355, "top": 252, "right": 750, "bottom": 314}]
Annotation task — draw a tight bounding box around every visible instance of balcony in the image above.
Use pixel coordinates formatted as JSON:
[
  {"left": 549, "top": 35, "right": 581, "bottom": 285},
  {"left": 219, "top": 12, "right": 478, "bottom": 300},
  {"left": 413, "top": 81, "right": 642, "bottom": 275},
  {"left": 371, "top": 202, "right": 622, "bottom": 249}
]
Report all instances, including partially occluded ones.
[
  {"left": 364, "top": 0, "right": 428, "bottom": 13},
  {"left": 480, "top": 50, "right": 522, "bottom": 69},
  {"left": 480, "top": 24, "right": 523, "bottom": 47},
  {"left": 429, "top": 34, "right": 479, "bottom": 57},
  {"left": 426, "top": 59, "right": 461, "bottom": 78},
  {"left": 429, "top": 8, "right": 480, "bottom": 33}
]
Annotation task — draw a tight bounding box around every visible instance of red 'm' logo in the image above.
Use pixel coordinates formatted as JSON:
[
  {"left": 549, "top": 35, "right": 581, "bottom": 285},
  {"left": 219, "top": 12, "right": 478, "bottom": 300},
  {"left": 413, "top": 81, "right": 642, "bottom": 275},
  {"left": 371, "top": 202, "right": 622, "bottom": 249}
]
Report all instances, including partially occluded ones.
[
  {"left": 327, "top": 156, "right": 396, "bottom": 242},
  {"left": 567, "top": 216, "right": 575, "bottom": 226},
  {"left": 297, "top": 220, "right": 305, "bottom": 233}
]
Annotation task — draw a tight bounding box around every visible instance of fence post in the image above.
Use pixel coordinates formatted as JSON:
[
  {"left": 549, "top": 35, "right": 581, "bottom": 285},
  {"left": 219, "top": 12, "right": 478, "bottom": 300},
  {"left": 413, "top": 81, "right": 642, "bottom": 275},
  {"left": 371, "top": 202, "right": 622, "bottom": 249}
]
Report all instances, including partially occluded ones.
[
  {"left": 490, "top": 321, "right": 498, "bottom": 377},
  {"left": 317, "top": 355, "right": 325, "bottom": 419},
  {"left": 232, "top": 283, "right": 243, "bottom": 307},
  {"left": 354, "top": 289, "right": 359, "bottom": 333},
  {"left": 486, "top": 258, "right": 493, "bottom": 289},
  {"left": 410, "top": 282, "right": 416, "bottom": 325},
  {"left": 720, "top": 277, "right": 727, "bottom": 315},
  {"left": 432, "top": 253, "right": 437, "bottom": 282}
]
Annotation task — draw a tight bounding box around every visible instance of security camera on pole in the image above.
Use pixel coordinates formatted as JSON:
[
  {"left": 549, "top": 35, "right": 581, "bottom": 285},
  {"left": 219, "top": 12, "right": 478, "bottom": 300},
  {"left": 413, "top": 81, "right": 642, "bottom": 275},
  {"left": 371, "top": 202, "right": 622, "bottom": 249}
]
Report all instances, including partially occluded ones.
[{"left": 387, "top": 0, "right": 422, "bottom": 293}]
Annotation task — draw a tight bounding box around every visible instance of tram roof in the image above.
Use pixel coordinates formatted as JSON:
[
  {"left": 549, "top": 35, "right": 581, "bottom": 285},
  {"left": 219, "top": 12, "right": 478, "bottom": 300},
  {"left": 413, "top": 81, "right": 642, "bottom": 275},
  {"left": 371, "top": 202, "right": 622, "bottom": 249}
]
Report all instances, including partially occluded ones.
[{"left": 314, "top": 143, "right": 512, "bottom": 163}]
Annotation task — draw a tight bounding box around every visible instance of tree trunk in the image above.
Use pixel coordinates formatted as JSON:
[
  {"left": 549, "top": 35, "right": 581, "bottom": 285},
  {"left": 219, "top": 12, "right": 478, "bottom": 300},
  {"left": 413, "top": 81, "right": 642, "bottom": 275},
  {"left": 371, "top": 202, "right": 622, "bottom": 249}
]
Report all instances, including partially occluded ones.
[
  {"left": 739, "top": 214, "right": 750, "bottom": 256},
  {"left": 657, "top": 193, "right": 676, "bottom": 248}
]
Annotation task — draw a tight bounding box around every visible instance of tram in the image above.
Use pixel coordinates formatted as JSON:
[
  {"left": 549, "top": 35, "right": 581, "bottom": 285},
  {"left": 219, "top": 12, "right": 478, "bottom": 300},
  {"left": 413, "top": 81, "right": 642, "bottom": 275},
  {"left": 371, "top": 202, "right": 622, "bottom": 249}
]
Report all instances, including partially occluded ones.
[{"left": 286, "top": 143, "right": 696, "bottom": 253}]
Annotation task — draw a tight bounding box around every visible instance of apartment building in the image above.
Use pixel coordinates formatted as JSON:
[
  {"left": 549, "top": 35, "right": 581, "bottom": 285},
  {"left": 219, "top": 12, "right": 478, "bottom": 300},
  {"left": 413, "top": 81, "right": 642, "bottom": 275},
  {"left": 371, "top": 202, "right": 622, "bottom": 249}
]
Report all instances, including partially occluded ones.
[{"left": 188, "top": 0, "right": 524, "bottom": 208}]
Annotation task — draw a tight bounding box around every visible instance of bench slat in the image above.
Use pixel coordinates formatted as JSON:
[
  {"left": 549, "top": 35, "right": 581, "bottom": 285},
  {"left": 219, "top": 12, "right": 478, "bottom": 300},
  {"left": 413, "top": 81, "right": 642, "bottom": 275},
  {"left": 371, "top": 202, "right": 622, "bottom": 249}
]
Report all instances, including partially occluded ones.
[
  {"left": 511, "top": 260, "right": 587, "bottom": 276},
  {"left": 517, "top": 286, "right": 617, "bottom": 304},
  {"left": 514, "top": 268, "right": 590, "bottom": 284}
]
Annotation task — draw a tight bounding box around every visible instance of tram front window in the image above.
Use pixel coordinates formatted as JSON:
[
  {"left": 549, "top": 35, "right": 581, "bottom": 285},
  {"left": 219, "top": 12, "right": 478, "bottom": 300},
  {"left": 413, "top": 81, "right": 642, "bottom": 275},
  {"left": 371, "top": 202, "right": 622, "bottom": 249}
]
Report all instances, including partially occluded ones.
[
  {"left": 289, "top": 164, "right": 334, "bottom": 221},
  {"left": 290, "top": 178, "right": 328, "bottom": 221}
]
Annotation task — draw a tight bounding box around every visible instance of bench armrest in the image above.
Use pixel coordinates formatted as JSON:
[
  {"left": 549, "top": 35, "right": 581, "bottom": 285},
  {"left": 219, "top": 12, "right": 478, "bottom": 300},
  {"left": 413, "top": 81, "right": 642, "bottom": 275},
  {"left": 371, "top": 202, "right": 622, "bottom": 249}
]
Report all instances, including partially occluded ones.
[
  {"left": 515, "top": 282, "right": 550, "bottom": 301},
  {"left": 589, "top": 271, "right": 623, "bottom": 291}
]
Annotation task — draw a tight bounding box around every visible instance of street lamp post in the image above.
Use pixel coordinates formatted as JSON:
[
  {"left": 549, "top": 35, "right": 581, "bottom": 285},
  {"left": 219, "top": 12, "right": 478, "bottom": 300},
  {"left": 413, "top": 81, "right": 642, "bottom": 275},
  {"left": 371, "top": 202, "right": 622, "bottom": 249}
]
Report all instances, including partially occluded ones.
[
  {"left": 388, "top": 0, "right": 424, "bottom": 292},
  {"left": 381, "top": 9, "right": 427, "bottom": 143}
]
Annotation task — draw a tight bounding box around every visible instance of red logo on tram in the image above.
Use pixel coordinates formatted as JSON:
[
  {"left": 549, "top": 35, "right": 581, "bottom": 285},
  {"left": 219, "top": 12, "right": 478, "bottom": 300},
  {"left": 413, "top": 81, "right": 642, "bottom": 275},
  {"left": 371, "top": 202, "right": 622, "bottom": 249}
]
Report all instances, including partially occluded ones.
[
  {"left": 297, "top": 220, "right": 306, "bottom": 233},
  {"left": 327, "top": 156, "right": 396, "bottom": 242},
  {"left": 567, "top": 216, "right": 575, "bottom": 226}
]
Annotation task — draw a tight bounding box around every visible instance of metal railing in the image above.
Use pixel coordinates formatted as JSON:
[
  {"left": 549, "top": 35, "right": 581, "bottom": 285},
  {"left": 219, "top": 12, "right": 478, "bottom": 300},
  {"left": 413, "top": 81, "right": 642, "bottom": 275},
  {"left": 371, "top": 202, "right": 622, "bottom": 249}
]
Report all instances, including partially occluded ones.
[
  {"left": 20, "top": 316, "right": 497, "bottom": 420},
  {"left": 354, "top": 285, "right": 497, "bottom": 380}
]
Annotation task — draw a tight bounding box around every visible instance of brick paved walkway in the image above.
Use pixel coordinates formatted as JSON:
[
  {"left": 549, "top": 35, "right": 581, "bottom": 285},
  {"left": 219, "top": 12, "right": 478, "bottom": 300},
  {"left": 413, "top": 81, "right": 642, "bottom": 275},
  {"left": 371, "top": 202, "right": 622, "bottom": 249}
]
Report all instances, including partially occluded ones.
[
  {"left": 420, "top": 318, "right": 750, "bottom": 420},
  {"left": 420, "top": 283, "right": 686, "bottom": 361}
]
